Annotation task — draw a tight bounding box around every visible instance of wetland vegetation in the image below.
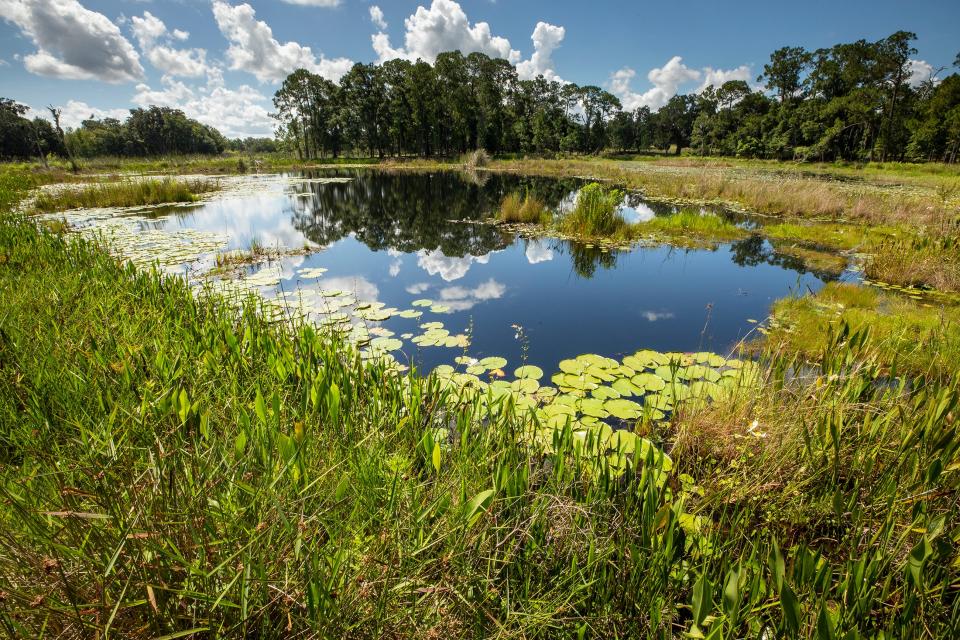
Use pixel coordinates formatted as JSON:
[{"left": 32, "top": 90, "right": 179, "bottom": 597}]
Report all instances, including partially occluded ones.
[{"left": 0, "top": 24, "right": 959, "bottom": 640}]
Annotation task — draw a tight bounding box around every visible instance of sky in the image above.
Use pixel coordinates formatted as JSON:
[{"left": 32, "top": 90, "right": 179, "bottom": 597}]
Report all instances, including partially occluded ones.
[{"left": 1, "top": 0, "right": 957, "bottom": 138}]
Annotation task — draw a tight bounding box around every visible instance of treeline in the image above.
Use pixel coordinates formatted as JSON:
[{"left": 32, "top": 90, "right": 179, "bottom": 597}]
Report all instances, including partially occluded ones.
[
  {"left": 0, "top": 103, "right": 229, "bottom": 161},
  {"left": 274, "top": 32, "right": 960, "bottom": 162}
]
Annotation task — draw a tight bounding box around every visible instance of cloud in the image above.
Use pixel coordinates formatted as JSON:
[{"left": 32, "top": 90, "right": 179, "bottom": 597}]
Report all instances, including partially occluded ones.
[
  {"left": 416, "top": 249, "right": 490, "bottom": 282},
  {"left": 437, "top": 277, "right": 505, "bottom": 310},
  {"left": 212, "top": 1, "right": 353, "bottom": 83},
  {"left": 907, "top": 59, "right": 937, "bottom": 87},
  {"left": 389, "top": 258, "right": 402, "bottom": 277},
  {"left": 132, "top": 73, "right": 276, "bottom": 137},
  {"left": 372, "top": 0, "right": 519, "bottom": 64},
  {"left": 524, "top": 239, "right": 554, "bottom": 264},
  {"left": 698, "top": 65, "right": 752, "bottom": 91},
  {"left": 515, "top": 22, "right": 565, "bottom": 82},
  {"left": 405, "top": 282, "right": 431, "bottom": 295},
  {"left": 0, "top": 0, "right": 144, "bottom": 82},
  {"left": 131, "top": 11, "right": 207, "bottom": 78},
  {"left": 609, "top": 56, "right": 700, "bottom": 111},
  {"left": 30, "top": 100, "right": 129, "bottom": 129},
  {"left": 611, "top": 57, "right": 753, "bottom": 111},
  {"left": 369, "top": 5, "right": 387, "bottom": 30},
  {"left": 641, "top": 311, "right": 675, "bottom": 322}
]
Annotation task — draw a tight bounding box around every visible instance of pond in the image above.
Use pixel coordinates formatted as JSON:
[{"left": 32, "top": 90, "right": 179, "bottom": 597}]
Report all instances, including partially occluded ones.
[{"left": 64, "top": 169, "right": 840, "bottom": 375}]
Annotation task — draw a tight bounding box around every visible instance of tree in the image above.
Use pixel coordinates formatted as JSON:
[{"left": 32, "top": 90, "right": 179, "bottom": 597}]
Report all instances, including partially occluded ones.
[{"left": 760, "top": 47, "right": 811, "bottom": 103}]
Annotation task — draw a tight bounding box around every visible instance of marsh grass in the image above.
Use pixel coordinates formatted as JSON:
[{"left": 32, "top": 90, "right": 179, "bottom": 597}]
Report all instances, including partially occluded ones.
[
  {"left": 762, "top": 281, "right": 960, "bottom": 378},
  {"left": 1, "top": 167, "right": 959, "bottom": 637},
  {"left": 866, "top": 235, "right": 960, "bottom": 293},
  {"left": 558, "top": 182, "right": 627, "bottom": 237},
  {"left": 31, "top": 177, "right": 220, "bottom": 213},
  {"left": 642, "top": 209, "right": 746, "bottom": 241},
  {"left": 489, "top": 158, "right": 958, "bottom": 227},
  {"left": 496, "top": 191, "right": 550, "bottom": 224}
]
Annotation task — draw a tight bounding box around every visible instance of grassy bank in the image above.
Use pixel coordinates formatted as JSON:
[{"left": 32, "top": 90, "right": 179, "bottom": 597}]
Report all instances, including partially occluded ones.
[
  {"left": 761, "top": 282, "right": 960, "bottom": 379},
  {"left": 30, "top": 177, "right": 220, "bottom": 213},
  {"left": 1, "top": 176, "right": 959, "bottom": 636}
]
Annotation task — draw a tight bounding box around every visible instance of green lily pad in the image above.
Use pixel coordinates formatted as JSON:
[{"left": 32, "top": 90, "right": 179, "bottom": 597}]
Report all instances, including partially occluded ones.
[
  {"left": 480, "top": 356, "right": 507, "bottom": 369},
  {"left": 605, "top": 398, "right": 643, "bottom": 420},
  {"left": 411, "top": 299, "right": 433, "bottom": 307},
  {"left": 514, "top": 365, "right": 544, "bottom": 380}
]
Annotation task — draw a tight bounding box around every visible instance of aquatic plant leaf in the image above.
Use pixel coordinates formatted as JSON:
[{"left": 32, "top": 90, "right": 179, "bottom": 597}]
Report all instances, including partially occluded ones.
[
  {"left": 480, "top": 356, "right": 507, "bottom": 369},
  {"left": 514, "top": 365, "right": 544, "bottom": 380},
  {"left": 605, "top": 398, "right": 643, "bottom": 420}
]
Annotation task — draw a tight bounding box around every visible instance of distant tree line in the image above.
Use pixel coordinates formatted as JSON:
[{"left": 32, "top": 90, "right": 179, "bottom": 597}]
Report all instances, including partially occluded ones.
[
  {"left": 2, "top": 31, "right": 957, "bottom": 163},
  {"left": 274, "top": 32, "right": 960, "bottom": 162},
  {"left": 0, "top": 104, "right": 228, "bottom": 161}
]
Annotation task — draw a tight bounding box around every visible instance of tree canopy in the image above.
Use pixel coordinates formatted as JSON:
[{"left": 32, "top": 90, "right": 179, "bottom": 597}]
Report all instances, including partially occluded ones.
[{"left": 274, "top": 33, "right": 959, "bottom": 162}]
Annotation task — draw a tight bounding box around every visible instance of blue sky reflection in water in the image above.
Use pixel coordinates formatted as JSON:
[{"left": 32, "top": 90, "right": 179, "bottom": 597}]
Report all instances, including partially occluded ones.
[{"left": 139, "top": 169, "right": 832, "bottom": 373}]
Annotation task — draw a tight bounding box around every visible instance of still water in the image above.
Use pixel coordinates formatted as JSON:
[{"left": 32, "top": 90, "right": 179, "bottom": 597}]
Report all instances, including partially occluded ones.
[{"left": 129, "top": 169, "right": 835, "bottom": 373}]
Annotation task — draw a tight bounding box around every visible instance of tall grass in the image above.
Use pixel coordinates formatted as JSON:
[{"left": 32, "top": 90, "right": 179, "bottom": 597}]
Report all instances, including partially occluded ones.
[
  {"left": 1, "top": 169, "right": 959, "bottom": 636},
  {"left": 496, "top": 191, "right": 549, "bottom": 223},
  {"left": 30, "top": 177, "right": 220, "bottom": 213},
  {"left": 559, "top": 182, "right": 626, "bottom": 237}
]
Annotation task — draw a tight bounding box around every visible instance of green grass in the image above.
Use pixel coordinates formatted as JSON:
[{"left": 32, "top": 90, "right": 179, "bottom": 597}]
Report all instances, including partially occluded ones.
[
  {"left": 762, "top": 282, "right": 960, "bottom": 379},
  {"left": 1, "top": 168, "right": 959, "bottom": 636},
  {"left": 558, "top": 182, "right": 627, "bottom": 238},
  {"left": 30, "top": 177, "right": 220, "bottom": 213},
  {"left": 496, "top": 191, "right": 550, "bottom": 224},
  {"left": 642, "top": 209, "right": 746, "bottom": 242}
]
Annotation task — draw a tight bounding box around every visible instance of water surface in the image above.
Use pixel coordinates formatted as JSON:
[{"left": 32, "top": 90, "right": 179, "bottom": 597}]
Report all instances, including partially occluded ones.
[{"left": 112, "top": 169, "right": 837, "bottom": 372}]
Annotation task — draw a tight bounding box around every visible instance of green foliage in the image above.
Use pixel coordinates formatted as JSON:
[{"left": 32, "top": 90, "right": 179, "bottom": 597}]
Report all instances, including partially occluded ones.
[
  {"left": 30, "top": 177, "right": 219, "bottom": 212},
  {"left": 559, "top": 182, "right": 626, "bottom": 237},
  {"left": 1, "top": 190, "right": 960, "bottom": 635}
]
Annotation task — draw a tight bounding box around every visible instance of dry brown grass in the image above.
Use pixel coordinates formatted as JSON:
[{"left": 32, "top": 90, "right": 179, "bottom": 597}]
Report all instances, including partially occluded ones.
[
  {"left": 866, "top": 237, "right": 960, "bottom": 292},
  {"left": 488, "top": 158, "right": 957, "bottom": 228}
]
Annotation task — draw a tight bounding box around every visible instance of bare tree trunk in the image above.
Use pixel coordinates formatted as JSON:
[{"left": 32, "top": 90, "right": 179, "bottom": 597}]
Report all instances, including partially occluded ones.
[
  {"left": 47, "top": 106, "right": 78, "bottom": 173},
  {"left": 30, "top": 121, "right": 49, "bottom": 169}
]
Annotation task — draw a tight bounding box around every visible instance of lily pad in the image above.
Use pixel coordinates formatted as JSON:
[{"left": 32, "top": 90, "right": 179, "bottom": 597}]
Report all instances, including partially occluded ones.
[
  {"left": 514, "top": 365, "right": 544, "bottom": 380},
  {"left": 479, "top": 356, "right": 507, "bottom": 369},
  {"left": 605, "top": 398, "right": 643, "bottom": 420}
]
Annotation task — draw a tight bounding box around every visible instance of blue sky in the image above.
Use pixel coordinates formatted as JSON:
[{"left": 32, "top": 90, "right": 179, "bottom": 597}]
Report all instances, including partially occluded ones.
[{"left": 1, "top": 0, "right": 957, "bottom": 137}]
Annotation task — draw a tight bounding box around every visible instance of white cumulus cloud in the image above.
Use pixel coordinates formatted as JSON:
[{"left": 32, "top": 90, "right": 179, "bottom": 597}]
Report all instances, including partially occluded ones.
[
  {"left": 610, "top": 57, "right": 755, "bottom": 111},
  {"left": 212, "top": 0, "right": 353, "bottom": 83},
  {"left": 30, "top": 100, "right": 129, "bottom": 129},
  {"left": 372, "top": 0, "right": 519, "bottom": 64},
  {"left": 698, "top": 65, "right": 752, "bottom": 92},
  {"left": 437, "top": 277, "right": 505, "bottom": 310},
  {"left": 515, "top": 22, "right": 565, "bottom": 82},
  {"left": 369, "top": 5, "right": 387, "bottom": 30},
  {"left": 131, "top": 11, "right": 207, "bottom": 78},
  {"left": 0, "top": 0, "right": 144, "bottom": 82},
  {"left": 907, "top": 59, "right": 937, "bottom": 87},
  {"left": 132, "top": 72, "right": 276, "bottom": 138},
  {"left": 417, "top": 249, "right": 491, "bottom": 282}
]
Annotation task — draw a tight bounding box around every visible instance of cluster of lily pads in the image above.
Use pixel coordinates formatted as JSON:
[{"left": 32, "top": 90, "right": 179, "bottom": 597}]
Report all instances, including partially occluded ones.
[
  {"left": 862, "top": 278, "right": 960, "bottom": 305},
  {"left": 426, "top": 348, "right": 760, "bottom": 479},
  {"left": 39, "top": 207, "right": 231, "bottom": 275}
]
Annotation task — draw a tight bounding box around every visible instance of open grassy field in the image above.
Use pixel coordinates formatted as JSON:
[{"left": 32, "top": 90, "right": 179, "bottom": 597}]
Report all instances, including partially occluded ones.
[{"left": 1, "top": 162, "right": 959, "bottom": 637}]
